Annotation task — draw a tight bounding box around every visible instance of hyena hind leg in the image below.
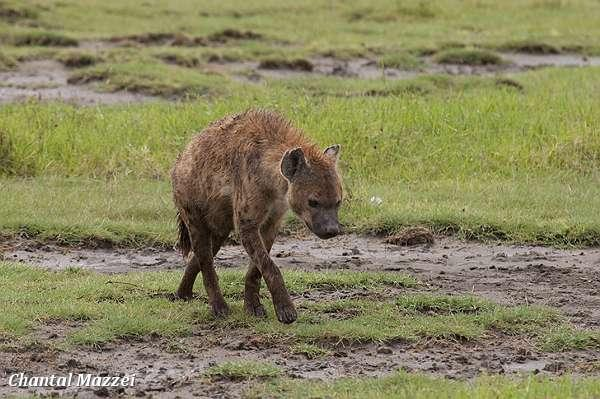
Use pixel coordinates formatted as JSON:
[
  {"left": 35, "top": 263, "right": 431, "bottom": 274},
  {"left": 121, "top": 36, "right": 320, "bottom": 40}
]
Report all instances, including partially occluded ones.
[{"left": 177, "top": 223, "right": 229, "bottom": 317}]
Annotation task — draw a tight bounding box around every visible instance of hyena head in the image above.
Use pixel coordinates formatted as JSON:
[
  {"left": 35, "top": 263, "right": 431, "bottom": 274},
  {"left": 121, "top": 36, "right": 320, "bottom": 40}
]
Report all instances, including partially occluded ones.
[{"left": 280, "top": 145, "right": 343, "bottom": 239}]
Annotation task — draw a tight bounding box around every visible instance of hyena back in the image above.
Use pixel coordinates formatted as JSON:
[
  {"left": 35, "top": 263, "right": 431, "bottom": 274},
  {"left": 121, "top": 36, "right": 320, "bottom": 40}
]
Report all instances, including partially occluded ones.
[{"left": 171, "top": 109, "right": 342, "bottom": 323}]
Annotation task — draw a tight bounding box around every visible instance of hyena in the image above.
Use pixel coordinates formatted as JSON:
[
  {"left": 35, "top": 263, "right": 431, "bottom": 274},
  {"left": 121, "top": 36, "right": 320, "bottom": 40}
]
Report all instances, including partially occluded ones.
[{"left": 171, "top": 109, "right": 343, "bottom": 324}]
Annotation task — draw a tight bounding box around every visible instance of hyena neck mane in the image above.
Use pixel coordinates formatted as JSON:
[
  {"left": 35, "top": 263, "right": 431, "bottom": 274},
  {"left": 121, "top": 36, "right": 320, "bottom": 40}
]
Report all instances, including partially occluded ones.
[{"left": 244, "top": 109, "right": 334, "bottom": 173}]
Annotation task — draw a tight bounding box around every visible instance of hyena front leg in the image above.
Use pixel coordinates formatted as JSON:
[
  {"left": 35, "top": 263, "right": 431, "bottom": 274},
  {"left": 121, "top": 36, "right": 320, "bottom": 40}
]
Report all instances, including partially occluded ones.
[
  {"left": 244, "top": 217, "right": 282, "bottom": 317},
  {"left": 237, "top": 217, "right": 296, "bottom": 323}
]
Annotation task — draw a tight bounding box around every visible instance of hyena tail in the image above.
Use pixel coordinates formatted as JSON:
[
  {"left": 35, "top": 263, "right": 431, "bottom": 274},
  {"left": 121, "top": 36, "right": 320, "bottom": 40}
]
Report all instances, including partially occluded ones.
[{"left": 176, "top": 212, "right": 191, "bottom": 258}]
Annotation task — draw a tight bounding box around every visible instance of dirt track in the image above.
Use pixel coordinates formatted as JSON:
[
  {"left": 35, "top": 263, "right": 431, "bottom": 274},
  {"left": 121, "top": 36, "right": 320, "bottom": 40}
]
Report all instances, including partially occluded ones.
[{"left": 1, "top": 235, "right": 600, "bottom": 398}]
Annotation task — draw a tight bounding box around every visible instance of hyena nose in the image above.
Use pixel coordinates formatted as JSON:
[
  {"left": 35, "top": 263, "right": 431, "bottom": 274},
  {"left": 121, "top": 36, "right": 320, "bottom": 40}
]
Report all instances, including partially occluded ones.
[{"left": 320, "top": 224, "right": 342, "bottom": 239}]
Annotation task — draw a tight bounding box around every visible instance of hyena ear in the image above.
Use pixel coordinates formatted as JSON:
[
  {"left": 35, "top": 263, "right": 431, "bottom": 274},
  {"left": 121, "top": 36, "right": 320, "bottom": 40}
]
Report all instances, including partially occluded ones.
[
  {"left": 281, "top": 147, "right": 306, "bottom": 182},
  {"left": 324, "top": 144, "right": 341, "bottom": 162}
]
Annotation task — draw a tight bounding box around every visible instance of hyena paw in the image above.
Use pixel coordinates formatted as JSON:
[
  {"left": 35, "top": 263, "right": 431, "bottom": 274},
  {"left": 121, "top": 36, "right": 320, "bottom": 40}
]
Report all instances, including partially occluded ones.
[
  {"left": 245, "top": 302, "right": 267, "bottom": 317},
  {"left": 211, "top": 300, "right": 230, "bottom": 318},
  {"left": 275, "top": 301, "right": 297, "bottom": 324}
]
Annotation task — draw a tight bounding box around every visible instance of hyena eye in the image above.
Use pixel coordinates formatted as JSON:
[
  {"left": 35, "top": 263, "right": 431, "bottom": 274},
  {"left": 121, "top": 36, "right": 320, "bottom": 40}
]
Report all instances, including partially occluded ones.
[
  {"left": 308, "top": 199, "right": 319, "bottom": 208},
  {"left": 336, "top": 200, "right": 342, "bottom": 208}
]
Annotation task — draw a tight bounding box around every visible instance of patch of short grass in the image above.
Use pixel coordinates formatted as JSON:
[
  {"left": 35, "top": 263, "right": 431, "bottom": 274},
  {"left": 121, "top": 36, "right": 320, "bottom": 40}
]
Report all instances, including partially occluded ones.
[
  {"left": 67, "top": 60, "right": 237, "bottom": 98},
  {"left": 0, "top": 51, "right": 17, "bottom": 71},
  {"left": 259, "top": 299, "right": 561, "bottom": 343},
  {"left": 57, "top": 51, "right": 101, "bottom": 68},
  {"left": 290, "top": 342, "right": 330, "bottom": 359},
  {"left": 3, "top": 262, "right": 594, "bottom": 349},
  {"left": 434, "top": 48, "right": 505, "bottom": 66},
  {"left": 7, "top": 31, "right": 78, "bottom": 47},
  {"left": 499, "top": 40, "right": 562, "bottom": 55},
  {"left": 396, "top": 294, "right": 494, "bottom": 314},
  {"left": 378, "top": 51, "right": 424, "bottom": 70},
  {"left": 251, "top": 371, "right": 600, "bottom": 399},
  {"left": 0, "top": 1, "right": 38, "bottom": 22},
  {"left": 0, "top": 262, "right": 416, "bottom": 344},
  {"left": 155, "top": 52, "right": 200, "bottom": 68},
  {"left": 206, "top": 361, "right": 280, "bottom": 381},
  {"left": 540, "top": 327, "right": 600, "bottom": 351},
  {"left": 258, "top": 58, "right": 314, "bottom": 71}
]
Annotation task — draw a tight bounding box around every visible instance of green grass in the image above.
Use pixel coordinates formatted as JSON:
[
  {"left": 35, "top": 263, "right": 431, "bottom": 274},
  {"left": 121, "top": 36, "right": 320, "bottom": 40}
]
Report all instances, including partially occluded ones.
[
  {"left": 57, "top": 51, "right": 101, "bottom": 68},
  {"left": 0, "top": 51, "right": 16, "bottom": 70},
  {"left": 499, "top": 40, "right": 562, "bottom": 55},
  {"left": 540, "top": 327, "right": 600, "bottom": 351},
  {"left": 5, "top": 31, "right": 79, "bottom": 47},
  {"left": 290, "top": 342, "right": 331, "bottom": 359},
  {"left": 1, "top": 262, "right": 595, "bottom": 349},
  {"left": 396, "top": 294, "right": 495, "bottom": 314},
  {"left": 67, "top": 59, "right": 238, "bottom": 97},
  {"left": 2, "top": 66, "right": 600, "bottom": 245},
  {"left": 206, "top": 361, "right": 280, "bottom": 381},
  {"left": 251, "top": 371, "right": 600, "bottom": 399},
  {"left": 378, "top": 51, "right": 424, "bottom": 70},
  {"left": 0, "top": 262, "right": 416, "bottom": 345},
  {"left": 2, "top": 0, "right": 600, "bottom": 56}
]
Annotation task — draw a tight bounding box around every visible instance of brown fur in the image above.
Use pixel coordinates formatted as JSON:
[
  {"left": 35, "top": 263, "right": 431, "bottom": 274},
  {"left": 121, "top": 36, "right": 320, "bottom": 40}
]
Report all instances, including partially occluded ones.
[{"left": 171, "top": 109, "right": 343, "bottom": 323}]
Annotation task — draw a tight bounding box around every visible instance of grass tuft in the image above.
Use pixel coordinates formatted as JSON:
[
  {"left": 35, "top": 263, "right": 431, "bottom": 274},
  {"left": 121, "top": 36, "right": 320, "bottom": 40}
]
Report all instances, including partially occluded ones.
[
  {"left": 290, "top": 343, "right": 331, "bottom": 359},
  {"left": 58, "top": 52, "right": 100, "bottom": 68},
  {"left": 540, "top": 327, "right": 600, "bottom": 351},
  {"left": 500, "top": 40, "right": 561, "bottom": 54},
  {"left": 259, "top": 58, "right": 314, "bottom": 71},
  {"left": 396, "top": 294, "right": 494, "bottom": 315},
  {"left": 67, "top": 60, "right": 233, "bottom": 97},
  {"left": 9, "top": 31, "right": 78, "bottom": 47},
  {"left": 156, "top": 53, "right": 200, "bottom": 68},
  {"left": 434, "top": 48, "right": 505, "bottom": 66},
  {"left": 0, "top": 1, "right": 38, "bottom": 22},
  {"left": 0, "top": 51, "right": 17, "bottom": 71},
  {"left": 378, "top": 52, "right": 424, "bottom": 70}
]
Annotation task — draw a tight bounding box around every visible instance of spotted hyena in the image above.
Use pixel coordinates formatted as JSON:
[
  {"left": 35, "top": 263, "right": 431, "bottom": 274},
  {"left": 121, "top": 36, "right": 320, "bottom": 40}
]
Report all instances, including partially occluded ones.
[{"left": 171, "top": 109, "right": 343, "bottom": 324}]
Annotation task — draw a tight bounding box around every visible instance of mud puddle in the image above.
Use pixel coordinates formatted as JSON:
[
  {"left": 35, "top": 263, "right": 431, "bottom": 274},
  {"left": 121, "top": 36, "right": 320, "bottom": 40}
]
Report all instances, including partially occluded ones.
[{"left": 0, "top": 60, "right": 156, "bottom": 105}]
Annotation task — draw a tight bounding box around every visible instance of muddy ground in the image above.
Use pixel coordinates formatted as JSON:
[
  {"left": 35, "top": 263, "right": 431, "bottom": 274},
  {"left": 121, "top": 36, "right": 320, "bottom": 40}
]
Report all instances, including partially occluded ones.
[
  {"left": 1, "top": 51, "right": 600, "bottom": 105},
  {"left": 1, "top": 234, "right": 600, "bottom": 398}
]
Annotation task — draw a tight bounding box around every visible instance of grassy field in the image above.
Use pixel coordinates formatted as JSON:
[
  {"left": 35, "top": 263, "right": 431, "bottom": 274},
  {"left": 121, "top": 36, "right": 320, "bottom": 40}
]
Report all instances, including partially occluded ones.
[
  {"left": 2, "top": 66, "right": 600, "bottom": 245},
  {"left": 2, "top": 0, "right": 600, "bottom": 56}
]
